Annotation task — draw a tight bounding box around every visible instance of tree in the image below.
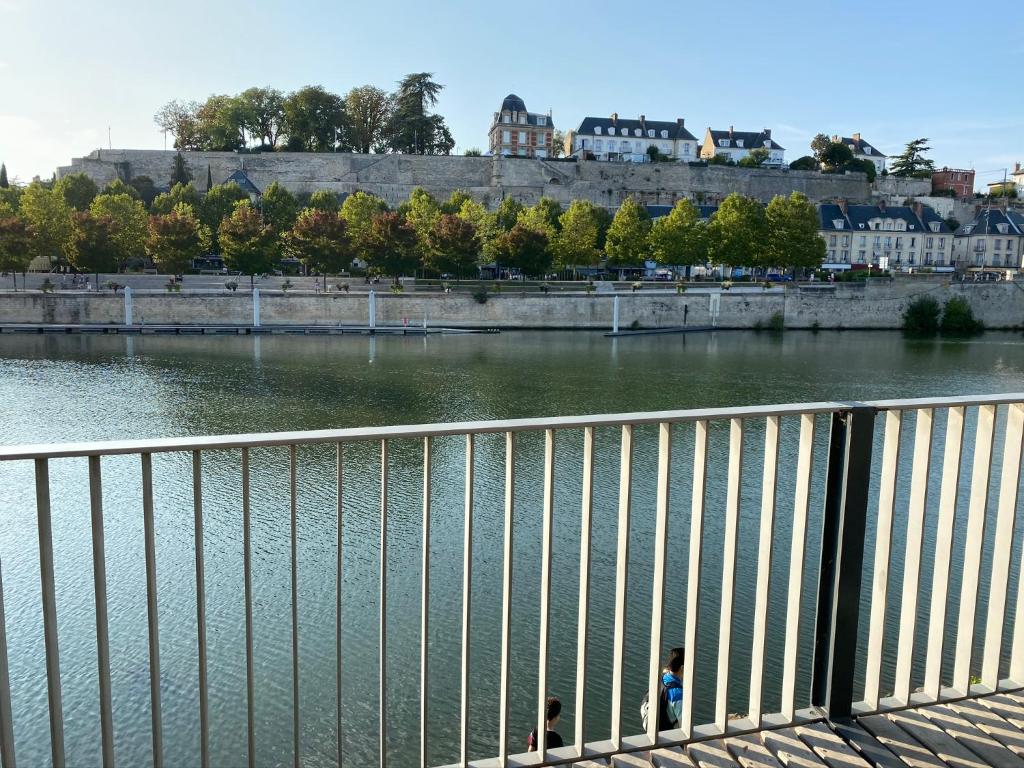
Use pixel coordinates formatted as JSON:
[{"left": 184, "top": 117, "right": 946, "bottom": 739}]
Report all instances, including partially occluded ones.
[
  {"left": 425, "top": 214, "right": 478, "bottom": 278},
  {"left": 54, "top": 173, "right": 98, "bottom": 210},
  {"left": 70, "top": 211, "right": 120, "bottom": 275},
  {"left": 363, "top": 211, "right": 420, "bottom": 282},
  {"left": 20, "top": 181, "right": 74, "bottom": 267},
  {"left": 0, "top": 163, "right": 8, "bottom": 188},
  {"left": 738, "top": 148, "right": 770, "bottom": 168},
  {"left": 171, "top": 152, "right": 192, "bottom": 187},
  {"left": 551, "top": 130, "right": 566, "bottom": 159},
  {"left": 0, "top": 214, "right": 33, "bottom": 288},
  {"left": 151, "top": 182, "right": 200, "bottom": 215},
  {"left": 707, "top": 193, "right": 768, "bottom": 268},
  {"left": 455, "top": 198, "right": 499, "bottom": 261},
  {"left": 101, "top": 179, "right": 141, "bottom": 200},
  {"left": 441, "top": 190, "right": 473, "bottom": 215},
  {"left": 237, "top": 86, "right": 286, "bottom": 148},
  {"left": 200, "top": 182, "right": 249, "bottom": 249},
  {"left": 403, "top": 187, "right": 441, "bottom": 248},
  {"left": 154, "top": 100, "right": 202, "bottom": 150},
  {"left": 605, "top": 197, "right": 652, "bottom": 265},
  {"left": 286, "top": 208, "right": 353, "bottom": 283},
  {"left": 283, "top": 86, "right": 347, "bottom": 152},
  {"left": 262, "top": 182, "right": 300, "bottom": 234},
  {"left": 789, "top": 156, "right": 818, "bottom": 171},
  {"left": 206, "top": 165, "right": 213, "bottom": 192},
  {"left": 821, "top": 142, "right": 854, "bottom": 170},
  {"left": 388, "top": 73, "right": 455, "bottom": 155},
  {"left": 553, "top": 200, "right": 604, "bottom": 268},
  {"left": 890, "top": 139, "right": 935, "bottom": 178},
  {"left": 90, "top": 193, "right": 148, "bottom": 267},
  {"left": 129, "top": 176, "right": 158, "bottom": 208},
  {"left": 341, "top": 191, "right": 389, "bottom": 260},
  {"left": 944, "top": 216, "right": 960, "bottom": 232},
  {"left": 493, "top": 197, "right": 524, "bottom": 232},
  {"left": 0, "top": 186, "right": 21, "bottom": 213},
  {"left": 464, "top": 148, "right": 482, "bottom": 157},
  {"left": 218, "top": 203, "right": 279, "bottom": 286},
  {"left": 707, "top": 153, "right": 734, "bottom": 166},
  {"left": 844, "top": 157, "right": 876, "bottom": 183},
  {"left": 146, "top": 204, "right": 211, "bottom": 274},
  {"left": 648, "top": 200, "right": 708, "bottom": 266},
  {"left": 195, "top": 94, "right": 245, "bottom": 150},
  {"left": 765, "top": 192, "right": 825, "bottom": 271},
  {"left": 307, "top": 190, "right": 340, "bottom": 212},
  {"left": 494, "top": 224, "right": 550, "bottom": 277},
  {"left": 810, "top": 133, "right": 832, "bottom": 164},
  {"left": 344, "top": 85, "right": 393, "bottom": 154},
  {"left": 517, "top": 197, "right": 562, "bottom": 240}
]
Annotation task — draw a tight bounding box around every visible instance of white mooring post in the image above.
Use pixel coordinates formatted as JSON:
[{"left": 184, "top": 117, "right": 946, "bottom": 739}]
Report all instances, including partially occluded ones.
[
  {"left": 252, "top": 288, "right": 261, "bottom": 328},
  {"left": 123, "top": 286, "right": 133, "bottom": 326},
  {"left": 369, "top": 290, "right": 377, "bottom": 330},
  {"left": 612, "top": 295, "right": 620, "bottom": 333}
]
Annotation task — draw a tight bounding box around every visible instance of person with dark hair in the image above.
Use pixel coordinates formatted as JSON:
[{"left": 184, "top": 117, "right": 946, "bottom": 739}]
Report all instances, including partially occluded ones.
[
  {"left": 641, "top": 647, "right": 685, "bottom": 731},
  {"left": 527, "top": 696, "right": 563, "bottom": 751}
]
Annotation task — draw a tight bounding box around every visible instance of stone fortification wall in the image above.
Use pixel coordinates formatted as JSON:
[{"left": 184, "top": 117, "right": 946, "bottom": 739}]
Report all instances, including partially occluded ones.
[
  {"left": 2, "top": 282, "right": 1019, "bottom": 330},
  {"left": 60, "top": 149, "right": 878, "bottom": 209}
]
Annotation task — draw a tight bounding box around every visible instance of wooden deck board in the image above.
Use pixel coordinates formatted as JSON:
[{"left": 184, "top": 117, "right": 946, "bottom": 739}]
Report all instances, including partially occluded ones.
[
  {"left": 888, "top": 709, "right": 989, "bottom": 768},
  {"left": 859, "top": 713, "right": 949, "bottom": 768},
  {"left": 760, "top": 727, "right": 828, "bottom": 768},
  {"left": 831, "top": 720, "right": 907, "bottom": 768},
  {"left": 652, "top": 746, "right": 697, "bottom": 768},
  {"left": 727, "top": 734, "right": 787, "bottom": 768},
  {"left": 981, "top": 695, "right": 1024, "bottom": 732},
  {"left": 917, "top": 703, "right": 1024, "bottom": 768},
  {"left": 795, "top": 722, "right": 873, "bottom": 768},
  {"left": 950, "top": 699, "right": 1024, "bottom": 756},
  {"left": 688, "top": 738, "right": 743, "bottom": 768}
]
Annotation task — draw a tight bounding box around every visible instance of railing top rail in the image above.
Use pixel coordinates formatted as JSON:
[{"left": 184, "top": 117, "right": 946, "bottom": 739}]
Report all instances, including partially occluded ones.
[{"left": 1, "top": 393, "right": 1020, "bottom": 461}]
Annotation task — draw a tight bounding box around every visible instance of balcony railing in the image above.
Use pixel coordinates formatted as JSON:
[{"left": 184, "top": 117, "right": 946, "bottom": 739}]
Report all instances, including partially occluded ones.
[{"left": 0, "top": 394, "right": 1022, "bottom": 767}]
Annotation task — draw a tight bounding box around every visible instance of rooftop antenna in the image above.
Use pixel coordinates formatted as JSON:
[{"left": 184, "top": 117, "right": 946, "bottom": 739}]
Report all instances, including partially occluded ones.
[{"left": 107, "top": 126, "right": 112, "bottom": 150}]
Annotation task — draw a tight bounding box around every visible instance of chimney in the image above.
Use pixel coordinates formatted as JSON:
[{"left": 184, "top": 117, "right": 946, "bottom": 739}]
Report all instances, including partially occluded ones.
[
  {"left": 878, "top": 199, "right": 887, "bottom": 212},
  {"left": 831, "top": 134, "right": 839, "bottom": 143},
  {"left": 610, "top": 112, "right": 618, "bottom": 125},
  {"left": 677, "top": 118, "right": 685, "bottom": 127},
  {"left": 640, "top": 114, "right": 645, "bottom": 125},
  {"left": 763, "top": 128, "right": 771, "bottom": 138},
  {"left": 729, "top": 125, "right": 734, "bottom": 137},
  {"left": 853, "top": 132, "right": 861, "bottom": 142},
  {"left": 838, "top": 198, "right": 848, "bottom": 215},
  {"left": 913, "top": 201, "right": 923, "bottom": 219}
]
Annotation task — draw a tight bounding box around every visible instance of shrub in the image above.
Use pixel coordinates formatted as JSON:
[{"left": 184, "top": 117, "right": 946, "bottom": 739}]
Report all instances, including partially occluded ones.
[
  {"left": 940, "top": 296, "right": 983, "bottom": 335},
  {"left": 903, "top": 295, "right": 940, "bottom": 335},
  {"left": 472, "top": 288, "right": 489, "bottom": 304},
  {"left": 390, "top": 283, "right": 404, "bottom": 294},
  {"left": 40, "top": 278, "right": 54, "bottom": 293},
  {"left": 768, "top": 311, "right": 785, "bottom": 332}
]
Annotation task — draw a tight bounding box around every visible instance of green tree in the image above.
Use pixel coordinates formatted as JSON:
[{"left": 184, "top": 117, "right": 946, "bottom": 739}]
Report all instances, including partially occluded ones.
[
  {"left": 441, "top": 190, "right": 473, "bottom": 215},
  {"left": 707, "top": 153, "right": 734, "bottom": 166},
  {"left": 90, "top": 193, "right": 148, "bottom": 267},
  {"left": 765, "top": 192, "right": 825, "bottom": 271},
  {"left": 219, "top": 203, "right": 279, "bottom": 286},
  {"left": 154, "top": 100, "right": 202, "bottom": 150},
  {"left": 403, "top": 187, "right": 441, "bottom": 247},
  {"left": 20, "top": 181, "right": 74, "bottom": 267},
  {"left": 237, "top": 86, "right": 286, "bottom": 148},
  {"left": 789, "top": 156, "right": 818, "bottom": 171},
  {"left": 146, "top": 204, "right": 211, "bottom": 274},
  {"left": 171, "top": 152, "right": 192, "bottom": 187},
  {"left": 70, "top": 211, "right": 120, "bottom": 275},
  {"left": 283, "top": 86, "right": 347, "bottom": 151},
  {"left": 738, "top": 148, "right": 770, "bottom": 168},
  {"left": 493, "top": 197, "right": 524, "bottom": 232},
  {"left": 517, "top": 197, "right": 562, "bottom": 239},
  {"left": 341, "top": 191, "right": 389, "bottom": 260},
  {"left": 363, "top": 211, "right": 420, "bottom": 282},
  {"left": 129, "top": 176, "right": 158, "bottom": 208},
  {"left": 605, "top": 197, "right": 652, "bottom": 265},
  {"left": 388, "top": 73, "right": 454, "bottom": 155},
  {"left": 944, "top": 216, "right": 960, "bottom": 232},
  {"left": 551, "top": 130, "right": 566, "bottom": 159},
  {"left": 54, "top": 173, "right": 98, "bottom": 210},
  {"left": 0, "top": 163, "right": 8, "bottom": 188},
  {"left": 707, "top": 193, "right": 768, "bottom": 268},
  {"left": 940, "top": 296, "right": 983, "bottom": 335},
  {"left": 890, "top": 138, "right": 935, "bottom": 178},
  {"left": 307, "top": 190, "right": 340, "bottom": 212},
  {"left": 286, "top": 208, "right": 353, "bottom": 284},
  {"left": 0, "top": 185, "right": 21, "bottom": 213},
  {"left": 151, "top": 182, "right": 201, "bottom": 215},
  {"left": 262, "top": 182, "right": 300, "bottom": 234},
  {"left": 425, "top": 214, "right": 478, "bottom": 278},
  {"left": 844, "top": 158, "right": 876, "bottom": 182},
  {"left": 344, "top": 85, "right": 393, "bottom": 154},
  {"left": 903, "top": 295, "right": 940, "bottom": 335},
  {"left": 455, "top": 198, "right": 499, "bottom": 262},
  {"left": 201, "top": 182, "right": 249, "bottom": 250},
  {"left": 464, "top": 148, "right": 482, "bottom": 157},
  {"left": 553, "top": 200, "right": 604, "bottom": 268},
  {"left": 810, "top": 133, "right": 832, "bottom": 164},
  {"left": 101, "top": 178, "right": 141, "bottom": 200},
  {"left": 195, "top": 94, "right": 245, "bottom": 150},
  {"left": 0, "top": 214, "right": 33, "bottom": 288},
  {"left": 648, "top": 200, "right": 708, "bottom": 266},
  {"left": 821, "top": 142, "right": 854, "bottom": 170},
  {"left": 206, "top": 165, "right": 213, "bottom": 192},
  {"left": 494, "top": 224, "right": 551, "bottom": 277}
]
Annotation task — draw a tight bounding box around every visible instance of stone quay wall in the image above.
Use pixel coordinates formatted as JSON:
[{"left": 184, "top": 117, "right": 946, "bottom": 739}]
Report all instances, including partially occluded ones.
[
  {"left": 55, "top": 149, "right": 924, "bottom": 210},
  {"left": 0, "top": 282, "right": 1019, "bottom": 330}
]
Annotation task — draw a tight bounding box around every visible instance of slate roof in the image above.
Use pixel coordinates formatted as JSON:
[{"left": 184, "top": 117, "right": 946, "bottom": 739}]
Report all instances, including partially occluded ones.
[
  {"left": 500, "top": 94, "right": 527, "bottom": 113},
  {"left": 837, "top": 136, "right": 886, "bottom": 158},
  {"left": 224, "top": 170, "right": 261, "bottom": 196},
  {"left": 955, "top": 208, "right": 1024, "bottom": 236},
  {"left": 818, "top": 203, "right": 949, "bottom": 233},
  {"left": 576, "top": 116, "right": 698, "bottom": 142},
  {"left": 706, "top": 128, "right": 784, "bottom": 152}
]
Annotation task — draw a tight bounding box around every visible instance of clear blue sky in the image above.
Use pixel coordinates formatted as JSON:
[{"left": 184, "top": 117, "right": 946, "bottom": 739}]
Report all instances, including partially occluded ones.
[{"left": 2, "top": 0, "right": 1021, "bottom": 188}]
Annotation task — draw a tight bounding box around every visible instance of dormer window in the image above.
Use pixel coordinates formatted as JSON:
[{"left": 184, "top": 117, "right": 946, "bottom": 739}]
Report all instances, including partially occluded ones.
[
  {"left": 833, "top": 219, "right": 845, "bottom": 229},
  {"left": 648, "top": 130, "right": 655, "bottom": 138},
  {"left": 718, "top": 139, "right": 728, "bottom": 147},
  {"left": 634, "top": 128, "right": 641, "bottom": 137},
  {"left": 621, "top": 128, "right": 628, "bottom": 136},
  {"left": 964, "top": 225, "right": 974, "bottom": 234},
  {"left": 595, "top": 126, "right": 602, "bottom": 135},
  {"left": 997, "top": 223, "right": 1009, "bottom": 234},
  {"left": 929, "top": 222, "right": 940, "bottom": 232},
  {"left": 519, "top": 114, "right": 527, "bottom": 124},
  {"left": 864, "top": 147, "right": 872, "bottom": 154},
  {"left": 660, "top": 130, "right": 668, "bottom": 139},
  {"left": 537, "top": 116, "right": 546, "bottom": 126},
  {"left": 736, "top": 139, "right": 744, "bottom": 147},
  {"left": 764, "top": 139, "right": 771, "bottom": 148}
]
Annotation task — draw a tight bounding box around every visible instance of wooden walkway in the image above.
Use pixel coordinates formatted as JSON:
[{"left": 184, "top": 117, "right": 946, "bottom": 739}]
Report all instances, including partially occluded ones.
[{"left": 567, "top": 692, "right": 1024, "bottom": 768}]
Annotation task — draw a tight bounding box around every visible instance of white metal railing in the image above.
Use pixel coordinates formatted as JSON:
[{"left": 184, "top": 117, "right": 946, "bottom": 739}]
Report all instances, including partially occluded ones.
[{"left": 0, "top": 394, "right": 1022, "bottom": 768}]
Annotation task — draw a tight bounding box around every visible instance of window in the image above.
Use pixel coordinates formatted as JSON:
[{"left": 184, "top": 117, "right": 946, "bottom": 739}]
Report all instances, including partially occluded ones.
[
  {"left": 661, "top": 130, "right": 668, "bottom": 138},
  {"left": 736, "top": 139, "right": 744, "bottom": 147},
  {"left": 537, "top": 116, "right": 546, "bottom": 126},
  {"left": 829, "top": 235, "right": 837, "bottom": 246},
  {"left": 925, "top": 252, "right": 932, "bottom": 264},
  {"left": 874, "top": 236, "right": 881, "bottom": 246},
  {"left": 842, "top": 250, "right": 849, "bottom": 261},
  {"left": 857, "top": 250, "right": 866, "bottom": 262},
  {"left": 938, "top": 237, "right": 945, "bottom": 247},
  {"left": 995, "top": 239, "right": 1002, "bottom": 250},
  {"left": 910, "top": 237, "right": 915, "bottom": 246},
  {"left": 519, "top": 114, "right": 527, "bottom": 125},
  {"left": 502, "top": 130, "right": 510, "bottom": 143},
  {"left": 828, "top": 250, "right": 835, "bottom": 259},
  {"left": 682, "top": 144, "right": 691, "bottom": 154},
  {"left": 884, "top": 236, "right": 892, "bottom": 248},
  {"left": 859, "top": 236, "right": 866, "bottom": 246},
  {"left": 517, "top": 147, "right": 526, "bottom": 156},
  {"left": 620, "top": 141, "right": 629, "bottom": 152},
  {"left": 648, "top": 129, "right": 655, "bottom": 138},
  {"left": 926, "top": 237, "right": 933, "bottom": 248},
  {"left": 718, "top": 139, "right": 728, "bottom": 147},
  {"left": 634, "top": 128, "right": 641, "bottom": 137},
  {"left": 895, "top": 237, "right": 903, "bottom": 249},
  {"left": 518, "top": 131, "right": 527, "bottom": 143},
  {"left": 864, "top": 146, "right": 871, "bottom": 155},
  {"left": 1009, "top": 239, "right": 1014, "bottom": 250},
  {"left": 842, "top": 236, "right": 849, "bottom": 247},
  {"left": 621, "top": 128, "right": 628, "bottom": 136},
  {"left": 538, "top": 133, "right": 545, "bottom": 146},
  {"left": 595, "top": 139, "right": 603, "bottom": 152},
  {"left": 595, "top": 126, "right": 602, "bottom": 135}
]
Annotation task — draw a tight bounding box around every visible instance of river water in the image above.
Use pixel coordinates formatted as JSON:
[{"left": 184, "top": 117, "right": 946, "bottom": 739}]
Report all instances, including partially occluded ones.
[{"left": 1, "top": 330, "right": 1023, "bottom": 767}]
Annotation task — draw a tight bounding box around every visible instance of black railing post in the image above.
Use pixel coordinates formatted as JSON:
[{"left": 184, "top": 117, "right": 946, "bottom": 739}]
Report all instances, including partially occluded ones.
[{"left": 812, "top": 404, "right": 875, "bottom": 719}]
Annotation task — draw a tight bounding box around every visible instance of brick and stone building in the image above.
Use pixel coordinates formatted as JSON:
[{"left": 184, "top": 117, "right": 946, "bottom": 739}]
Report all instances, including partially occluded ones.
[
  {"left": 952, "top": 207, "right": 1024, "bottom": 271},
  {"left": 700, "top": 127, "right": 785, "bottom": 166},
  {"left": 567, "top": 114, "right": 699, "bottom": 163},
  {"left": 817, "top": 200, "right": 952, "bottom": 270},
  {"left": 488, "top": 94, "right": 554, "bottom": 159},
  {"left": 932, "top": 167, "right": 976, "bottom": 199},
  {"left": 831, "top": 133, "right": 886, "bottom": 174}
]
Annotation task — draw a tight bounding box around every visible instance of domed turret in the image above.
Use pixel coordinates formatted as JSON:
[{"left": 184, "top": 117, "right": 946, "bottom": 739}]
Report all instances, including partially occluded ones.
[{"left": 500, "top": 94, "right": 527, "bottom": 113}]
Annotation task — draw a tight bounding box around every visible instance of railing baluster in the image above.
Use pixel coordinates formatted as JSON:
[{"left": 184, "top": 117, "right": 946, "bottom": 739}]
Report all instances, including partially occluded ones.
[
  {"left": 379, "top": 440, "right": 389, "bottom": 768},
  {"left": 336, "top": 444, "right": 344, "bottom": 768},
  {"left": 647, "top": 423, "right": 673, "bottom": 743},
  {"left": 863, "top": 410, "right": 902, "bottom": 709},
  {"left": 192, "top": 451, "right": 209, "bottom": 768},
  {"left": 460, "top": 435, "right": 474, "bottom": 767},
  {"left": 420, "top": 437, "right": 431, "bottom": 768},
  {"left": 1009, "top": 406, "right": 1024, "bottom": 684},
  {"left": 498, "top": 432, "right": 514, "bottom": 766},
  {"left": 680, "top": 420, "right": 707, "bottom": 738},
  {"left": 953, "top": 404, "right": 997, "bottom": 692},
  {"left": 242, "top": 449, "right": 255, "bottom": 768},
  {"left": 574, "top": 427, "right": 594, "bottom": 753},
  {"left": 0, "top": 553, "right": 15, "bottom": 768},
  {"left": 610, "top": 425, "right": 633, "bottom": 748},
  {"left": 34, "top": 459, "right": 64, "bottom": 768},
  {"left": 715, "top": 419, "right": 743, "bottom": 732},
  {"left": 537, "top": 429, "right": 555, "bottom": 759},
  {"left": 981, "top": 403, "right": 1024, "bottom": 688},
  {"left": 141, "top": 453, "right": 163, "bottom": 768},
  {"left": 88, "top": 456, "right": 114, "bottom": 768},
  {"left": 748, "top": 415, "right": 779, "bottom": 726},
  {"left": 781, "top": 414, "right": 815, "bottom": 720},
  {"left": 924, "top": 407, "right": 965, "bottom": 700},
  {"left": 894, "top": 409, "right": 934, "bottom": 704},
  {"left": 289, "top": 445, "right": 300, "bottom": 768}
]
